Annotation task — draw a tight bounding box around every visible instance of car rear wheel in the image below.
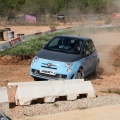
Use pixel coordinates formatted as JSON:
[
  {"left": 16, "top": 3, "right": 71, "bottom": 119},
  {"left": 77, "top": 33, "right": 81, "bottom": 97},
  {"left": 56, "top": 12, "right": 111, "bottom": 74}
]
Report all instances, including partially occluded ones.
[
  {"left": 76, "top": 68, "right": 84, "bottom": 79},
  {"left": 94, "top": 61, "right": 100, "bottom": 75}
]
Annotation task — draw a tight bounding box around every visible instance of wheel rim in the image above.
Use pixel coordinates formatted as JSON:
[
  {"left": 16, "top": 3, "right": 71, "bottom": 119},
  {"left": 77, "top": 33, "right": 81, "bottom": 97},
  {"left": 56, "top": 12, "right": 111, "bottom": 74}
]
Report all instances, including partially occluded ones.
[{"left": 76, "top": 69, "right": 84, "bottom": 79}]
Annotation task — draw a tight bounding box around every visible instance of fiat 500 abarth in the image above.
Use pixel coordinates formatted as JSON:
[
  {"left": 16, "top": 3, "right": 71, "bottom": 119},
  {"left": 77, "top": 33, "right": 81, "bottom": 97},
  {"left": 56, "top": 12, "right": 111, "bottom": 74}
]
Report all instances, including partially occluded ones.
[{"left": 30, "top": 35, "right": 99, "bottom": 80}]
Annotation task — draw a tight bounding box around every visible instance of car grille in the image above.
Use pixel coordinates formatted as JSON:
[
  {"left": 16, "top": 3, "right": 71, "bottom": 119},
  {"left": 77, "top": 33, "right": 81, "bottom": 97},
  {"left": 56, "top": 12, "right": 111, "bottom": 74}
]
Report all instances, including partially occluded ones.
[
  {"left": 41, "top": 63, "right": 57, "bottom": 69},
  {"left": 32, "top": 69, "right": 67, "bottom": 79}
]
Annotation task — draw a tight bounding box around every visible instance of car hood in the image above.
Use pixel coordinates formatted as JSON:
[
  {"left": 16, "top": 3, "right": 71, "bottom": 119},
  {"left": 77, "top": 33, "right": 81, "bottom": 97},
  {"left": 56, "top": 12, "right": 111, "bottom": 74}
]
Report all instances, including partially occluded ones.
[{"left": 36, "top": 49, "right": 81, "bottom": 62}]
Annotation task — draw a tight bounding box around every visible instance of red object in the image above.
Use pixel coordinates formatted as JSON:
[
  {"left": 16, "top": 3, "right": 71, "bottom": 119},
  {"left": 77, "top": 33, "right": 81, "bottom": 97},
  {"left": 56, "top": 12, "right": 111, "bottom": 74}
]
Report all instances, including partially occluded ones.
[
  {"left": 9, "top": 37, "right": 21, "bottom": 47},
  {"left": 35, "top": 32, "right": 42, "bottom": 35},
  {"left": 51, "top": 29, "right": 56, "bottom": 32},
  {"left": 114, "top": 13, "right": 120, "bottom": 18},
  {"left": 66, "top": 27, "right": 71, "bottom": 29}
]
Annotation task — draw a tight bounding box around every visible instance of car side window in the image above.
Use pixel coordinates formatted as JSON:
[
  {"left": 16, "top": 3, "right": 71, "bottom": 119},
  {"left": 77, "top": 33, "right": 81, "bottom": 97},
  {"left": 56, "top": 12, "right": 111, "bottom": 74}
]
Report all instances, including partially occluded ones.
[
  {"left": 82, "top": 40, "right": 94, "bottom": 57},
  {"left": 89, "top": 40, "right": 96, "bottom": 53}
]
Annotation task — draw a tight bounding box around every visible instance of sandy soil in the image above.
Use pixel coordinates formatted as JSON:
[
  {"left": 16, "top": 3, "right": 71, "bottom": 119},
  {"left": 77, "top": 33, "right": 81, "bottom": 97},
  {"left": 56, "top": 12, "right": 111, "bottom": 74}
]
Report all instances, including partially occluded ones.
[
  {"left": 17, "top": 104, "right": 120, "bottom": 120},
  {"left": 0, "top": 25, "right": 120, "bottom": 119}
]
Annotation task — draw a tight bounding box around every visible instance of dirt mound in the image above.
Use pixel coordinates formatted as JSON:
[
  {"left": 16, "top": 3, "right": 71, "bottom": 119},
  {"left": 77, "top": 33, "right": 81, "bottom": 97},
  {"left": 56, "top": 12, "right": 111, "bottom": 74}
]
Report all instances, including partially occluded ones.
[{"left": 0, "top": 55, "right": 32, "bottom": 65}]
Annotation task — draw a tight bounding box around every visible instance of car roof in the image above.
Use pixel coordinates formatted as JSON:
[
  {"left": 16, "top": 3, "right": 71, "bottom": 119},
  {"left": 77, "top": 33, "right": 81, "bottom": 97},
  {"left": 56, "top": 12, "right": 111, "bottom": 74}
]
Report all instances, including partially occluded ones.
[{"left": 54, "top": 35, "right": 91, "bottom": 41}]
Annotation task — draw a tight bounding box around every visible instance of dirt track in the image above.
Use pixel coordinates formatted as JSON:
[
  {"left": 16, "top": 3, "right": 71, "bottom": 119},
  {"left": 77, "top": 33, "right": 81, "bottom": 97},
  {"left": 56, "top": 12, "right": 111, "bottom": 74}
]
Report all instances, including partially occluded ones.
[{"left": 0, "top": 26, "right": 120, "bottom": 119}]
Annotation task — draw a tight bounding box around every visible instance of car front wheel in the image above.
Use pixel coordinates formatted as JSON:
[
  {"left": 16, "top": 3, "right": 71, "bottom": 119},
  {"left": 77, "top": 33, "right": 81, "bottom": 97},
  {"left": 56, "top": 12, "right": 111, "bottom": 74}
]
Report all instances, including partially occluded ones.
[
  {"left": 76, "top": 68, "right": 84, "bottom": 79},
  {"left": 33, "top": 77, "right": 40, "bottom": 81}
]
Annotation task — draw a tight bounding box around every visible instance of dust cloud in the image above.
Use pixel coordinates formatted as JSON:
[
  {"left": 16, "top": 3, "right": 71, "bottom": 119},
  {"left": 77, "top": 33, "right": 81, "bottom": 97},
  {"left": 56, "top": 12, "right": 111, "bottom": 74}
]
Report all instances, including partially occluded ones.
[
  {"left": 73, "top": 30, "right": 120, "bottom": 75},
  {"left": 88, "top": 32, "right": 120, "bottom": 75}
]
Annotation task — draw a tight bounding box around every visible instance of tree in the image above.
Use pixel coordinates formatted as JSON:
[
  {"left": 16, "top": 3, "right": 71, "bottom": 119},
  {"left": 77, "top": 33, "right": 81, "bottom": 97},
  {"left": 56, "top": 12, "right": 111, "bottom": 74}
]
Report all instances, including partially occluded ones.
[
  {"left": 0, "top": 0, "right": 25, "bottom": 20},
  {"left": 87, "top": 0, "right": 108, "bottom": 13},
  {"left": 0, "top": 0, "right": 117, "bottom": 20},
  {"left": 49, "top": 0, "right": 71, "bottom": 14}
]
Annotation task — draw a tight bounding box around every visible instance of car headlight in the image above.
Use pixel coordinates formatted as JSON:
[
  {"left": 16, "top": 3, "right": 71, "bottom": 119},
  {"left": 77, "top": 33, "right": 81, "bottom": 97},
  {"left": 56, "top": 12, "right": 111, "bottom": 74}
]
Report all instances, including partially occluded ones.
[
  {"left": 65, "top": 62, "right": 73, "bottom": 68},
  {"left": 67, "top": 68, "right": 72, "bottom": 72},
  {"left": 34, "top": 56, "right": 39, "bottom": 62}
]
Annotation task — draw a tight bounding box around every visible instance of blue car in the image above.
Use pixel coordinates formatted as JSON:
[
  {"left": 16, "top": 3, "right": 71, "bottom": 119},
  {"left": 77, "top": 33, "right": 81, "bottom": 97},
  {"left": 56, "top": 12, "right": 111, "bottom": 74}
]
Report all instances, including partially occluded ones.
[{"left": 30, "top": 35, "right": 99, "bottom": 80}]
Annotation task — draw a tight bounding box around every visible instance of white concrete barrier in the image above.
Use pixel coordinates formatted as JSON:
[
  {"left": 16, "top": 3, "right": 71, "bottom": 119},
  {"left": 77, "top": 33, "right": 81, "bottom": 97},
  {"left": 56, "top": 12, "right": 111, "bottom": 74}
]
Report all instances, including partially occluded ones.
[
  {"left": 0, "top": 41, "right": 12, "bottom": 51},
  {"left": 0, "top": 87, "right": 9, "bottom": 109},
  {"left": 8, "top": 79, "right": 96, "bottom": 106}
]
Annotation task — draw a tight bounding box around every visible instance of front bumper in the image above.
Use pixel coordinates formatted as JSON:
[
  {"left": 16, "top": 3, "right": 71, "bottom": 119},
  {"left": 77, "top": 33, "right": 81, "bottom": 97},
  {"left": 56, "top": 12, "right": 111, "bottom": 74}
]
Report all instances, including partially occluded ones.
[{"left": 31, "top": 69, "right": 68, "bottom": 80}]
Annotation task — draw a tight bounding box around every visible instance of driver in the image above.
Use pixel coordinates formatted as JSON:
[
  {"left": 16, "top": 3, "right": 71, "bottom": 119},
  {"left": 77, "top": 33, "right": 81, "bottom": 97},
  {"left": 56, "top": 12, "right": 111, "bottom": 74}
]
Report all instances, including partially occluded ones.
[
  {"left": 59, "top": 40, "right": 71, "bottom": 49},
  {"left": 73, "top": 41, "right": 81, "bottom": 53}
]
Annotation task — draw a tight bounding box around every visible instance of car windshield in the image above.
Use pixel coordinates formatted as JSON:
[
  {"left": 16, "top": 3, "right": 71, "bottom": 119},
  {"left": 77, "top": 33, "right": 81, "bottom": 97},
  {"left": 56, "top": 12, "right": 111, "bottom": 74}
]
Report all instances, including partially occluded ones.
[{"left": 44, "top": 36, "right": 83, "bottom": 54}]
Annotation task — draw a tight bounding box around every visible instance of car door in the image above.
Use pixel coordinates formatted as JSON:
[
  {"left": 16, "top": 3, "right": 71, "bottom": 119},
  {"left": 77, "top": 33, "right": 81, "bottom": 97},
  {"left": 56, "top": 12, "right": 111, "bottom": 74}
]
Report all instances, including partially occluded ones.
[
  {"left": 88, "top": 40, "right": 98, "bottom": 72},
  {"left": 81, "top": 40, "right": 97, "bottom": 76},
  {"left": 81, "top": 40, "right": 91, "bottom": 76}
]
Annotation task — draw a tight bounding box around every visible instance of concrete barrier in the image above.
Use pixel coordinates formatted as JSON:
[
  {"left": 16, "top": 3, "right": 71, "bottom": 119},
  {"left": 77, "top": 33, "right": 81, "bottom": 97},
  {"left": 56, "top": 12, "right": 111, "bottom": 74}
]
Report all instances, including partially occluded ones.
[
  {"left": 8, "top": 79, "right": 96, "bottom": 106},
  {"left": 9, "top": 37, "right": 21, "bottom": 47},
  {"left": 0, "top": 41, "right": 12, "bottom": 51},
  {"left": 0, "top": 87, "right": 9, "bottom": 109}
]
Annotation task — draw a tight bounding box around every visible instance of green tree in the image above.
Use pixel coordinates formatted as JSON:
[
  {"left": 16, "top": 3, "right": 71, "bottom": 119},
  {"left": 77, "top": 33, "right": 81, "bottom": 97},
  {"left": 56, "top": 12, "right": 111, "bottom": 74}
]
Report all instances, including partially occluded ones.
[
  {"left": 0, "top": 0, "right": 117, "bottom": 20},
  {"left": 49, "top": 0, "right": 71, "bottom": 14},
  {"left": 87, "top": 0, "right": 108, "bottom": 13},
  {"left": 0, "top": 0, "right": 25, "bottom": 20},
  {"left": 77, "top": 0, "right": 89, "bottom": 13}
]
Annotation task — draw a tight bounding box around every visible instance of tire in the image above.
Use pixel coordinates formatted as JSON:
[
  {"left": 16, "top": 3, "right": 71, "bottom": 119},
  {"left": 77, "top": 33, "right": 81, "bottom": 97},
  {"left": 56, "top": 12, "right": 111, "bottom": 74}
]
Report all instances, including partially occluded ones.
[
  {"left": 33, "top": 77, "right": 46, "bottom": 81},
  {"left": 33, "top": 77, "right": 40, "bottom": 81},
  {"left": 94, "top": 61, "right": 100, "bottom": 75},
  {"left": 76, "top": 68, "right": 84, "bottom": 79}
]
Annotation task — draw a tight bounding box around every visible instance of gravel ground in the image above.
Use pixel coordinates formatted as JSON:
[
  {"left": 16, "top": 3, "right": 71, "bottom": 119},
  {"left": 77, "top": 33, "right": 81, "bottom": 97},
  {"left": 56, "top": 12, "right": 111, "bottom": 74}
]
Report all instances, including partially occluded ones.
[{"left": 2, "top": 95, "right": 120, "bottom": 120}]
